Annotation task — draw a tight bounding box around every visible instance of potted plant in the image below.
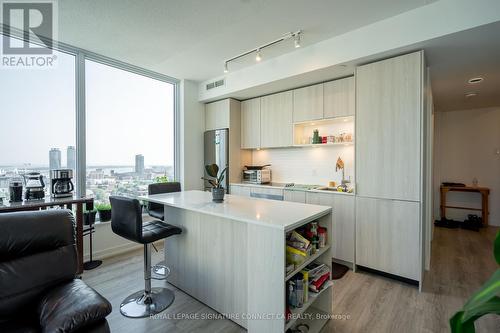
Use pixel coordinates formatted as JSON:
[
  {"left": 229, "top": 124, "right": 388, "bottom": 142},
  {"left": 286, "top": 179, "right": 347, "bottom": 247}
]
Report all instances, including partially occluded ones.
[
  {"left": 84, "top": 208, "right": 97, "bottom": 225},
  {"left": 96, "top": 203, "right": 112, "bottom": 222},
  {"left": 201, "top": 164, "right": 227, "bottom": 202},
  {"left": 154, "top": 175, "right": 169, "bottom": 183},
  {"left": 450, "top": 230, "right": 500, "bottom": 332}
]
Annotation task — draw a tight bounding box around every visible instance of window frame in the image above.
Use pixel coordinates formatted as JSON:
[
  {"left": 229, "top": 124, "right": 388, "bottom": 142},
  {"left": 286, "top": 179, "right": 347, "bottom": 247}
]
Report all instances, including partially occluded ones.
[{"left": 1, "top": 28, "right": 180, "bottom": 197}]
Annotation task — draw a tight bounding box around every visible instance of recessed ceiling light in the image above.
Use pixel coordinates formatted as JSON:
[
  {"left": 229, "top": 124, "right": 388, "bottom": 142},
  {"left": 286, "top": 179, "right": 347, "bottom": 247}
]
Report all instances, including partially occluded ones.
[
  {"left": 465, "top": 92, "right": 478, "bottom": 98},
  {"left": 468, "top": 77, "right": 483, "bottom": 84}
]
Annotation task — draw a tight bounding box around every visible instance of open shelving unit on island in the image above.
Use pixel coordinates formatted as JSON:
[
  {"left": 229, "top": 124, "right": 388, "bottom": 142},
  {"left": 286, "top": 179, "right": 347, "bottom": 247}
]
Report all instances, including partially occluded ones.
[{"left": 284, "top": 214, "right": 334, "bottom": 333}]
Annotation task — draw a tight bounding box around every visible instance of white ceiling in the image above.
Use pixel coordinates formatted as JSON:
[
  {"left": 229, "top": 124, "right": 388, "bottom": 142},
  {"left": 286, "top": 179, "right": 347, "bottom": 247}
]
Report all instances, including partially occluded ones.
[
  {"left": 55, "top": 0, "right": 436, "bottom": 81},
  {"left": 423, "top": 21, "right": 500, "bottom": 111}
]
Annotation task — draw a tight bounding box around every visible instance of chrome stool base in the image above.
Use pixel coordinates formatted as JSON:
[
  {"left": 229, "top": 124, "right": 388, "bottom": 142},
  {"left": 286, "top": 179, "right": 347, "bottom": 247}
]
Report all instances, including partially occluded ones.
[
  {"left": 152, "top": 260, "right": 171, "bottom": 280},
  {"left": 120, "top": 287, "right": 175, "bottom": 318}
]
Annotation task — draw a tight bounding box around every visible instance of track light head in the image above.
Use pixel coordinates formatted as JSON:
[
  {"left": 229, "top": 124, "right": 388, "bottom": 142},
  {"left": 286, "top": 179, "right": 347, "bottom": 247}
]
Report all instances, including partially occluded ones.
[
  {"left": 255, "top": 49, "right": 262, "bottom": 62},
  {"left": 294, "top": 33, "right": 301, "bottom": 48},
  {"left": 224, "top": 62, "right": 228, "bottom": 73}
]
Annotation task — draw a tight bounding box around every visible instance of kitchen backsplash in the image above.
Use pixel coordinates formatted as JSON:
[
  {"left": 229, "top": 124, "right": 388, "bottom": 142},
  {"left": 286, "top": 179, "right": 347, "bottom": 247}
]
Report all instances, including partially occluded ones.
[{"left": 251, "top": 146, "right": 354, "bottom": 186}]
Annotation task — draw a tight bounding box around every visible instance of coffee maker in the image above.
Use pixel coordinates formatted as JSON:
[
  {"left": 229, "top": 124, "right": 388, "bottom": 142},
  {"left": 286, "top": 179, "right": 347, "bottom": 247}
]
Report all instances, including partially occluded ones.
[
  {"left": 23, "top": 172, "right": 45, "bottom": 200},
  {"left": 51, "top": 169, "right": 74, "bottom": 198},
  {"left": 9, "top": 178, "right": 23, "bottom": 202}
]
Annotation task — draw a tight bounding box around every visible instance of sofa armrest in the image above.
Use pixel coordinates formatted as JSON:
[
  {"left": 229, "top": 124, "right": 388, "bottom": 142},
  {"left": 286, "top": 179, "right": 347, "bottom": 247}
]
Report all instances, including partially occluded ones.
[{"left": 38, "top": 279, "right": 111, "bottom": 333}]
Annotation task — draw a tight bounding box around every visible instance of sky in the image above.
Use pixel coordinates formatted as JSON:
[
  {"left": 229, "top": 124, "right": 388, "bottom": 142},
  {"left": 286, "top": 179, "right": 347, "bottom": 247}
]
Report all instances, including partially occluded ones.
[{"left": 0, "top": 36, "right": 174, "bottom": 167}]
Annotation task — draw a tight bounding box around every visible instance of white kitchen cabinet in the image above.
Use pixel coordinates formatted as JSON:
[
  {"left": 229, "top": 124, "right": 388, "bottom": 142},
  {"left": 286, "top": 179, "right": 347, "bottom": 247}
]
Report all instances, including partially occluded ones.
[
  {"left": 205, "top": 99, "right": 230, "bottom": 131},
  {"left": 355, "top": 197, "right": 420, "bottom": 280},
  {"left": 283, "top": 190, "right": 306, "bottom": 203},
  {"left": 306, "top": 192, "right": 355, "bottom": 263},
  {"left": 229, "top": 185, "right": 251, "bottom": 197},
  {"left": 260, "top": 91, "right": 293, "bottom": 148},
  {"left": 356, "top": 51, "right": 422, "bottom": 201},
  {"left": 241, "top": 98, "right": 261, "bottom": 149},
  {"left": 323, "top": 76, "right": 355, "bottom": 118},
  {"left": 293, "top": 83, "right": 324, "bottom": 122},
  {"left": 355, "top": 51, "right": 425, "bottom": 284}
]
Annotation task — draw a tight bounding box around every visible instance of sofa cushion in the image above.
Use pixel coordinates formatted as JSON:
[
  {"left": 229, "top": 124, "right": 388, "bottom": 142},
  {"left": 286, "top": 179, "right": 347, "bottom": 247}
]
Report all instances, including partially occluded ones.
[
  {"left": 0, "top": 210, "right": 75, "bottom": 261},
  {"left": 38, "top": 279, "right": 112, "bottom": 333},
  {"left": 0, "top": 245, "right": 77, "bottom": 318}
]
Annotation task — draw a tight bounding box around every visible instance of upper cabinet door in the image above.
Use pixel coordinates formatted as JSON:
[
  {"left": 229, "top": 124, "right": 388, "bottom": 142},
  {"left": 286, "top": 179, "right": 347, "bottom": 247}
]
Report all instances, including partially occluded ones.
[
  {"left": 324, "top": 77, "right": 355, "bottom": 118},
  {"left": 356, "top": 51, "right": 422, "bottom": 201},
  {"left": 241, "top": 97, "right": 261, "bottom": 149},
  {"left": 205, "top": 99, "right": 229, "bottom": 131},
  {"left": 260, "top": 91, "right": 293, "bottom": 148},
  {"left": 293, "top": 83, "right": 324, "bottom": 122}
]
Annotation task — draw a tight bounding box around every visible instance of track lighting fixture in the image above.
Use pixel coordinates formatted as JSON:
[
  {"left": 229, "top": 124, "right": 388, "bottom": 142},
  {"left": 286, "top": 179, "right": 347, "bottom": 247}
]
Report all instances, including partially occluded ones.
[
  {"left": 294, "top": 34, "right": 301, "bottom": 48},
  {"left": 255, "top": 49, "right": 262, "bottom": 62},
  {"left": 223, "top": 30, "right": 302, "bottom": 73}
]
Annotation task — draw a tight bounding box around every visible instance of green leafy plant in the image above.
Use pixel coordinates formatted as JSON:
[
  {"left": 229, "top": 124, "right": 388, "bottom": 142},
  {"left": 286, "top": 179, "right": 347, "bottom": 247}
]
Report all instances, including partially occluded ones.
[
  {"left": 201, "top": 164, "right": 227, "bottom": 189},
  {"left": 450, "top": 230, "right": 500, "bottom": 332},
  {"left": 95, "top": 203, "right": 111, "bottom": 211},
  {"left": 154, "top": 175, "right": 170, "bottom": 183}
]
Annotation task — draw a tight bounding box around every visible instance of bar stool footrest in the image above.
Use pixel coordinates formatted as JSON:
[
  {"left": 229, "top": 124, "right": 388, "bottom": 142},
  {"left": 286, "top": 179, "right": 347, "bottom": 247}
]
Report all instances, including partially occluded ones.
[{"left": 151, "top": 262, "right": 170, "bottom": 280}]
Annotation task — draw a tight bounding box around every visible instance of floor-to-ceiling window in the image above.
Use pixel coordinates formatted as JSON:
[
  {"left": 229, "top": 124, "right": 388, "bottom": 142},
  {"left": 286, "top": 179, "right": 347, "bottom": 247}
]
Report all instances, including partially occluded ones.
[
  {"left": 85, "top": 60, "right": 175, "bottom": 204},
  {"left": 0, "top": 34, "right": 178, "bottom": 207},
  {"left": 0, "top": 36, "right": 76, "bottom": 199}
]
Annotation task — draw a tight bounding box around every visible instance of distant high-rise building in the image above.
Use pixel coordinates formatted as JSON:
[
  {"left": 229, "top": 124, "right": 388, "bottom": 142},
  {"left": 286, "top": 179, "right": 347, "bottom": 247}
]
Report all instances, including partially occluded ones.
[
  {"left": 49, "top": 148, "right": 61, "bottom": 171},
  {"left": 67, "top": 146, "right": 76, "bottom": 170},
  {"left": 135, "top": 154, "right": 144, "bottom": 175}
]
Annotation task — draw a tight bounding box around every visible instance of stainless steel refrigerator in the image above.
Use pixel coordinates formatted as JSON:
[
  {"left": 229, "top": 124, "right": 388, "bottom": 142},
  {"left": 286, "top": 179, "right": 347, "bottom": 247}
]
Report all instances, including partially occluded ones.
[{"left": 204, "top": 129, "right": 229, "bottom": 192}]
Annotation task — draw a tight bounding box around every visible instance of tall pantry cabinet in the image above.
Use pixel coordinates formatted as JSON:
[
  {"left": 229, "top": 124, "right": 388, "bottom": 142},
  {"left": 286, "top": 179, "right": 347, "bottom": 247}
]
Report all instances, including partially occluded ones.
[{"left": 355, "top": 51, "right": 427, "bottom": 285}]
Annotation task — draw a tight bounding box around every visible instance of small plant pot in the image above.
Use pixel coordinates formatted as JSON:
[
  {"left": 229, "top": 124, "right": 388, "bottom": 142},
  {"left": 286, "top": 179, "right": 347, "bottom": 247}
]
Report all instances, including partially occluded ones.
[
  {"left": 98, "top": 209, "right": 112, "bottom": 222},
  {"left": 212, "top": 187, "right": 225, "bottom": 202},
  {"left": 84, "top": 211, "right": 97, "bottom": 225}
]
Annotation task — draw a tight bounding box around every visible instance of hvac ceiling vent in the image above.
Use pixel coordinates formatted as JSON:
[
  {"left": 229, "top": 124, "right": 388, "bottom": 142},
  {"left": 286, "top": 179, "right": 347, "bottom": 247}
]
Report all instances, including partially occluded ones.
[{"left": 206, "top": 78, "right": 225, "bottom": 91}]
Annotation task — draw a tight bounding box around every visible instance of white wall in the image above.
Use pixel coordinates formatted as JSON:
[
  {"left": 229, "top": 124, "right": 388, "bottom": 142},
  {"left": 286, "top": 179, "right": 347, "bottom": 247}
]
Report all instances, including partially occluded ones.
[
  {"left": 251, "top": 146, "right": 354, "bottom": 186},
  {"left": 180, "top": 79, "right": 205, "bottom": 190},
  {"left": 434, "top": 107, "right": 500, "bottom": 226}
]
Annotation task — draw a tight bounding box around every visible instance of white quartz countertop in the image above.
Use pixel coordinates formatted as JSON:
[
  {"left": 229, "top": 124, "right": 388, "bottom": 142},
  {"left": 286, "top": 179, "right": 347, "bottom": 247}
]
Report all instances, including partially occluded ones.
[
  {"left": 230, "top": 182, "right": 355, "bottom": 195},
  {"left": 139, "top": 190, "right": 331, "bottom": 231}
]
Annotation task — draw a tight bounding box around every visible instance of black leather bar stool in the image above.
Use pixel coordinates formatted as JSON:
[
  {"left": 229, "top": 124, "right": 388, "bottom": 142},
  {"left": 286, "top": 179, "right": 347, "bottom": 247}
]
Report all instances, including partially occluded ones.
[
  {"left": 110, "top": 196, "right": 182, "bottom": 318},
  {"left": 147, "top": 182, "right": 181, "bottom": 221},
  {"left": 147, "top": 182, "right": 181, "bottom": 279}
]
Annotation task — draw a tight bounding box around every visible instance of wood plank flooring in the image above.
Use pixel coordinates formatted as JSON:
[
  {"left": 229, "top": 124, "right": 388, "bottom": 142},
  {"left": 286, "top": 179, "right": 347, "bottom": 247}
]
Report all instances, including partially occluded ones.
[{"left": 83, "top": 227, "right": 500, "bottom": 333}]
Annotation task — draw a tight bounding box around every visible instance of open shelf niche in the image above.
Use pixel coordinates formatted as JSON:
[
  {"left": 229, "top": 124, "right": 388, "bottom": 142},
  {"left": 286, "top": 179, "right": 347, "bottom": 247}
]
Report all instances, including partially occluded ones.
[{"left": 293, "top": 115, "right": 354, "bottom": 147}]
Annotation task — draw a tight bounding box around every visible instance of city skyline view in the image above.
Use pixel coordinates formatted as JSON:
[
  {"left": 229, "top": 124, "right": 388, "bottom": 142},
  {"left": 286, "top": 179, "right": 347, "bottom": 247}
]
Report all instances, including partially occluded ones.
[
  {"left": 0, "top": 35, "right": 175, "bottom": 204},
  {"left": 0, "top": 149, "right": 173, "bottom": 205}
]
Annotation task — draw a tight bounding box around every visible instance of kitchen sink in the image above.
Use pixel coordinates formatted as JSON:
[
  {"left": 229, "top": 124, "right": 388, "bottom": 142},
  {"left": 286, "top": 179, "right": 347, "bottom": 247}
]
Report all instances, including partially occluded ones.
[{"left": 314, "top": 186, "right": 339, "bottom": 191}]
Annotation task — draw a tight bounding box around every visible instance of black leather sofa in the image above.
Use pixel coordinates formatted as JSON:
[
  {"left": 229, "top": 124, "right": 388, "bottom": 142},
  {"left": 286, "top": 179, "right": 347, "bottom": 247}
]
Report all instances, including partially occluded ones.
[{"left": 0, "top": 209, "right": 112, "bottom": 332}]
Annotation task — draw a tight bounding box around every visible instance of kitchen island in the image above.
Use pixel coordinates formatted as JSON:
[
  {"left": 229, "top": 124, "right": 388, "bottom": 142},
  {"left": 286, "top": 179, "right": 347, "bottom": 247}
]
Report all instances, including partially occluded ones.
[{"left": 139, "top": 190, "right": 333, "bottom": 333}]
